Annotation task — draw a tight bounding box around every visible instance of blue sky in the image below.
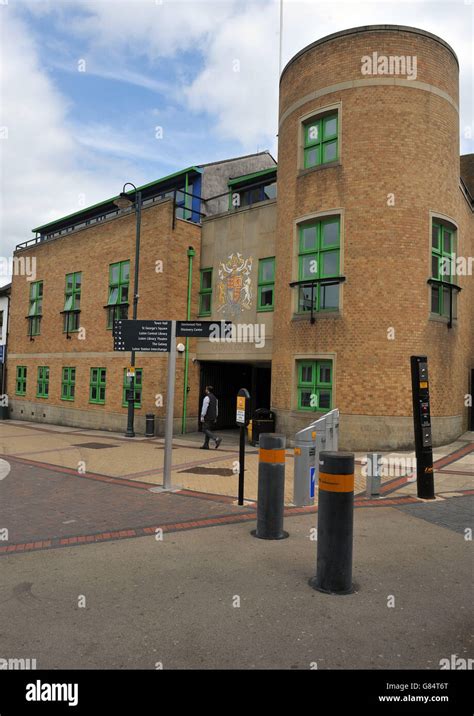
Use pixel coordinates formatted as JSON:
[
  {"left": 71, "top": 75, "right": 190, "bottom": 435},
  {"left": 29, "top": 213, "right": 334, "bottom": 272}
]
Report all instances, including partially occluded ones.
[{"left": 0, "top": 0, "right": 472, "bottom": 275}]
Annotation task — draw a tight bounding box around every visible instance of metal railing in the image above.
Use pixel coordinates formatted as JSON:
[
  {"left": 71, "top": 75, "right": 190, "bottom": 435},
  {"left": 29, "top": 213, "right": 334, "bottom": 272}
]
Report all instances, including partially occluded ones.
[{"left": 15, "top": 174, "right": 278, "bottom": 251}]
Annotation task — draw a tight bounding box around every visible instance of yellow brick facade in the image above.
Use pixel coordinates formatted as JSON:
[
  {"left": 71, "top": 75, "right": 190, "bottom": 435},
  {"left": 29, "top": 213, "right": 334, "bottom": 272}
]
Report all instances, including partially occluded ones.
[
  {"left": 7, "top": 199, "right": 202, "bottom": 432},
  {"left": 5, "top": 27, "right": 473, "bottom": 449},
  {"left": 273, "top": 26, "right": 473, "bottom": 447}
]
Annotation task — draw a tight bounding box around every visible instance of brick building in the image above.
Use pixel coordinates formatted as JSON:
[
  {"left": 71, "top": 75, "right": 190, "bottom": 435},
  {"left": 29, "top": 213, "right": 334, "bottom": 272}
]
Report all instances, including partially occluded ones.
[{"left": 6, "top": 25, "right": 474, "bottom": 449}]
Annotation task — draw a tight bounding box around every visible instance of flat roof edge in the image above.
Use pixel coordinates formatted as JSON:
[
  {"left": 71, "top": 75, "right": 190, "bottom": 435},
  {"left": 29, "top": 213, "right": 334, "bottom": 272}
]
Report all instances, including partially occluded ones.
[
  {"left": 280, "top": 25, "right": 459, "bottom": 83},
  {"left": 32, "top": 166, "right": 201, "bottom": 233}
]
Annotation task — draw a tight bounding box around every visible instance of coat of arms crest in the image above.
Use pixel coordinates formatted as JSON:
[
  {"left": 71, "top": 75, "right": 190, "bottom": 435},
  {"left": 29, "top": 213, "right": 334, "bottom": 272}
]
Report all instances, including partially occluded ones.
[{"left": 216, "top": 253, "right": 253, "bottom": 315}]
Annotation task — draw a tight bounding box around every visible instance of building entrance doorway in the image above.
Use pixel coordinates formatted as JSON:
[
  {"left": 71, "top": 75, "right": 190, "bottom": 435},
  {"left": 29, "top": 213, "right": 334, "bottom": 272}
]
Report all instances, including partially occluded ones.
[{"left": 199, "top": 361, "right": 271, "bottom": 429}]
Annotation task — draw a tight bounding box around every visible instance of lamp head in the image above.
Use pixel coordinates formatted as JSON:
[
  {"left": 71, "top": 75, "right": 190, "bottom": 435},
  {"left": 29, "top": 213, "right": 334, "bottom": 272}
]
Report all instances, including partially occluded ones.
[{"left": 114, "top": 192, "right": 133, "bottom": 209}]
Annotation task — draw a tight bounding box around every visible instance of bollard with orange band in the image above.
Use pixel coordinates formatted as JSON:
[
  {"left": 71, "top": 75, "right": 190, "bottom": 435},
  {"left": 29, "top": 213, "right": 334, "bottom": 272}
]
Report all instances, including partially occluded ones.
[
  {"left": 309, "top": 451, "right": 355, "bottom": 594},
  {"left": 252, "top": 434, "right": 289, "bottom": 540}
]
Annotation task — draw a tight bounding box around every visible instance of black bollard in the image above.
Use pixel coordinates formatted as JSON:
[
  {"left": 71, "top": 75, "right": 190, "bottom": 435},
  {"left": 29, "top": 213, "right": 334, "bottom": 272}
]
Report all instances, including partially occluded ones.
[
  {"left": 309, "top": 451, "right": 354, "bottom": 594},
  {"left": 252, "top": 433, "right": 289, "bottom": 540}
]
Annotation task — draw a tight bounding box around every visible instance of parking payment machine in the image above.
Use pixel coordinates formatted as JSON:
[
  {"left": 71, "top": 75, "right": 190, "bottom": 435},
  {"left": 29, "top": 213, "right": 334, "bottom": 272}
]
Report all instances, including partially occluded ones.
[
  {"left": 410, "top": 356, "right": 435, "bottom": 499},
  {"left": 293, "top": 410, "right": 339, "bottom": 506}
]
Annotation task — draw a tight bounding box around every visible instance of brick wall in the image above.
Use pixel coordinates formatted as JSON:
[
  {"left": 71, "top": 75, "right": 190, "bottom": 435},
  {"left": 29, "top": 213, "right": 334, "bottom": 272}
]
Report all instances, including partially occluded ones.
[
  {"left": 7, "top": 199, "right": 202, "bottom": 431},
  {"left": 274, "top": 27, "right": 473, "bottom": 447}
]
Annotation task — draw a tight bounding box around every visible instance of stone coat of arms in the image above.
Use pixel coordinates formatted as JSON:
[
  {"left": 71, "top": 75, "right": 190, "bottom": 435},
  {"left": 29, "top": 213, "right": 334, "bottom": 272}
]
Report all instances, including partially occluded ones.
[{"left": 216, "top": 252, "right": 253, "bottom": 316}]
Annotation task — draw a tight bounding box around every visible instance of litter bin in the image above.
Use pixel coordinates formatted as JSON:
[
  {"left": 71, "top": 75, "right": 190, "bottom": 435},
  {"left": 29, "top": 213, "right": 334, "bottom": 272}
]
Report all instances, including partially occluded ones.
[
  {"left": 251, "top": 408, "right": 275, "bottom": 446},
  {"left": 145, "top": 413, "right": 155, "bottom": 437}
]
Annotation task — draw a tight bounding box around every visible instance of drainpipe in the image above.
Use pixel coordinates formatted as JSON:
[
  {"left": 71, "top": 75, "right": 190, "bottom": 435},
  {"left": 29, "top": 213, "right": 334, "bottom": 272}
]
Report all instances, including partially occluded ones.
[{"left": 182, "top": 246, "right": 195, "bottom": 433}]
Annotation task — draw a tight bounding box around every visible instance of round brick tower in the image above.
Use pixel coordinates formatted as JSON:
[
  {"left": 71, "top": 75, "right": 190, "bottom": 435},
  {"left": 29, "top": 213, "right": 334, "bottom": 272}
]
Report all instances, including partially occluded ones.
[{"left": 273, "top": 25, "right": 470, "bottom": 449}]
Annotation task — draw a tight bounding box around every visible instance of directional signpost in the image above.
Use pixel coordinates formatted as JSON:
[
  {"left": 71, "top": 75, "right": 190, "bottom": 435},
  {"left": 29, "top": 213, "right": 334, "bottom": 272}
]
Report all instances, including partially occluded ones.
[
  {"left": 113, "top": 320, "right": 171, "bottom": 353},
  {"left": 113, "top": 319, "right": 232, "bottom": 490}
]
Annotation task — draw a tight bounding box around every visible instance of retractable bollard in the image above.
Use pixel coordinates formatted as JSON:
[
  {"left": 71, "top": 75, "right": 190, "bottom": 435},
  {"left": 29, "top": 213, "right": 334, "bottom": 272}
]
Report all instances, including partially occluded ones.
[
  {"left": 366, "top": 452, "right": 382, "bottom": 497},
  {"left": 309, "top": 451, "right": 355, "bottom": 594},
  {"left": 252, "top": 434, "right": 289, "bottom": 540}
]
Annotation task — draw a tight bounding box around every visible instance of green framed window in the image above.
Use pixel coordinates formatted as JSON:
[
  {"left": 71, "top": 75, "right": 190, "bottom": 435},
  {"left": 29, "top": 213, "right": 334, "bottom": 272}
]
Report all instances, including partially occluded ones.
[
  {"left": 36, "top": 366, "right": 49, "bottom": 398},
  {"left": 16, "top": 366, "right": 27, "bottom": 395},
  {"left": 258, "top": 257, "right": 275, "bottom": 311},
  {"left": 89, "top": 368, "right": 106, "bottom": 404},
  {"left": 304, "top": 113, "right": 338, "bottom": 168},
  {"left": 63, "top": 273, "right": 82, "bottom": 332},
  {"left": 61, "top": 367, "right": 76, "bottom": 401},
  {"left": 431, "top": 222, "right": 456, "bottom": 318},
  {"left": 199, "top": 268, "right": 212, "bottom": 316},
  {"left": 28, "top": 281, "right": 43, "bottom": 336},
  {"left": 122, "top": 368, "right": 143, "bottom": 408},
  {"left": 297, "top": 360, "right": 332, "bottom": 412},
  {"left": 107, "top": 261, "right": 130, "bottom": 328},
  {"left": 298, "top": 217, "right": 340, "bottom": 313}
]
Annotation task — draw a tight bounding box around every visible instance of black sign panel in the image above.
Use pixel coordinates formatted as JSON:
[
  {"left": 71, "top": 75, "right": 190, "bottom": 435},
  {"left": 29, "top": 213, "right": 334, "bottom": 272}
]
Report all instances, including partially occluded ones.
[
  {"left": 410, "top": 355, "right": 434, "bottom": 499},
  {"left": 114, "top": 320, "right": 171, "bottom": 352},
  {"left": 176, "top": 320, "right": 232, "bottom": 338}
]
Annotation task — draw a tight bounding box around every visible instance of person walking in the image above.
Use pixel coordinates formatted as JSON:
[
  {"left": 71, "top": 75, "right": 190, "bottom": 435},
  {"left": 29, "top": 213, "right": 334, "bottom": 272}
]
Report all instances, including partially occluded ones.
[{"left": 200, "top": 385, "right": 222, "bottom": 449}]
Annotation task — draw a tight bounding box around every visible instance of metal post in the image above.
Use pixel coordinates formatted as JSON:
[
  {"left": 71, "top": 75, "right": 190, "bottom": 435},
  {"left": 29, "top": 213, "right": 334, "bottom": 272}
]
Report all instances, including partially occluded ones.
[
  {"left": 125, "top": 190, "right": 142, "bottom": 438},
  {"left": 333, "top": 409, "right": 339, "bottom": 451},
  {"left": 163, "top": 320, "right": 177, "bottom": 489},
  {"left": 238, "top": 424, "right": 245, "bottom": 506},
  {"left": 236, "top": 387, "right": 250, "bottom": 505},
  {"left": 181, "top": 247, "right": 195, "bottom": 434},
  {"left": 366, "top": 452, "right": 382, "bottom": 497},
  {"left": 252, "top": 434, "right": 288, "bottom": 539},
  {"left": 309, "top": 451, "right": 355, "bottom": 594}
]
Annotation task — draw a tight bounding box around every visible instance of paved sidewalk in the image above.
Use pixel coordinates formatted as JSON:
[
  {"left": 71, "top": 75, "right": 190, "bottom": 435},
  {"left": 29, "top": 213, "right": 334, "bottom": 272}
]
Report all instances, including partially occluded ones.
[
  {"left": 0, "top": 421, "right": 473, "bottom": 505},
  {"left": 0, "top": 502, "right": 471, "bottom": 669}
]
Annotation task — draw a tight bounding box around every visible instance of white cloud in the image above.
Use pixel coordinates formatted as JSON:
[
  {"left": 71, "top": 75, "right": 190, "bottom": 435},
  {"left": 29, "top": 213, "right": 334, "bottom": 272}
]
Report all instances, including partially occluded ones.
[
  {"left": 65, "top": 0, "right": 470, "bottom": 154},
  {"left": 66, "top": 0, "right": 240, "bottom": 59},
  {"left": 1, "top": 0, "right": 471, "bottom": 287},
  {"left": 0, "top": 8, "right": 141, "bottom": 279},
  {"left": 185, "top": 1, "right": 280, "bottom": 151}
]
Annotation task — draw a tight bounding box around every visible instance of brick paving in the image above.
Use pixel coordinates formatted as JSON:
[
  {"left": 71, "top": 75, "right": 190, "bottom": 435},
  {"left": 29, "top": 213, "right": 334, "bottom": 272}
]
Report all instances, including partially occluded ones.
[
  {"left": 1, "top": 422, "right": 472, "bottom": 505},
  {"left": 396, "top": 494, "right": 474, "bottom": 535},
  {"left": 0, "top": 420, "right": 472, "bottom": 556},
  {"left": 0, "top": 458, "right": 255, "bottom": 550}
]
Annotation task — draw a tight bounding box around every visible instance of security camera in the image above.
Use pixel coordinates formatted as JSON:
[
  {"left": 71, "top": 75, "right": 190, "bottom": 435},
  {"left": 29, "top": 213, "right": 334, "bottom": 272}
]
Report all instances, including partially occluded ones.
[{"left": 177, "top": 343, "right": 185, "bottom": 353}]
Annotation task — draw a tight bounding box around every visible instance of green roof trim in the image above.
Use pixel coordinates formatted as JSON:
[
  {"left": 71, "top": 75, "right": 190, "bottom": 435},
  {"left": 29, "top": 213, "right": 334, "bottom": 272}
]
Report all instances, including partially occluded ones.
[
  {"left": 33, "top": 165, "right": 202, "bottom": 233},
  {"left": 227, "top": 167, "right": 277, "bottom": 187}
]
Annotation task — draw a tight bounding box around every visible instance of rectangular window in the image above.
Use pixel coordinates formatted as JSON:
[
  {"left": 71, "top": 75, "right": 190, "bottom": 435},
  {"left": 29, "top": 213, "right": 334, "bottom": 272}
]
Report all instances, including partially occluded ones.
[
  {"left": 304, "top": 113, "right": 338, "bottom": 169},
  {"left": 36, "top": 366, "right": 49, "bottom": 398},
  {"left": 431, "top": 222, "right": 456, "bottom": 318},
  {"left": 297, "top": 360, "right": 332, "bottom": 412},
  {"left": 199, "top": 268, "right": 212, "bottom": 316},
  {"left": 61, "top": 367, "right": 76, "bottom": 401},
  {"left": 28, "top": 281, "right": 43, "bottom": 336},
  {"left": 298, "top": 217, "right": 340, "bottom": 313},
  {"left": 63, "top": 272, "right": 82, "bottom": 332},
  {"left": 122, "top": 368, "right": 143, "bottom": 408},
  {"left": 107, "top": 261, "right": 130, "bottom": 328},
  {"left": 89, "top": 367, "right": 106, "bottom": 404},
  {"left": 16, "top": 366, "right": 27, "bottom": 395},
  {"left": 258, "top": 257, "right": 275, "bottom": 311}
]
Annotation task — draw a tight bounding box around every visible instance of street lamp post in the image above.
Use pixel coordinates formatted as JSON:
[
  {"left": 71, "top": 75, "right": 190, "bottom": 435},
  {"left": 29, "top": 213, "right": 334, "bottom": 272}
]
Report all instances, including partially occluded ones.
[{"left": 114, "top": 183, "right": 142, "bottom": 437}]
